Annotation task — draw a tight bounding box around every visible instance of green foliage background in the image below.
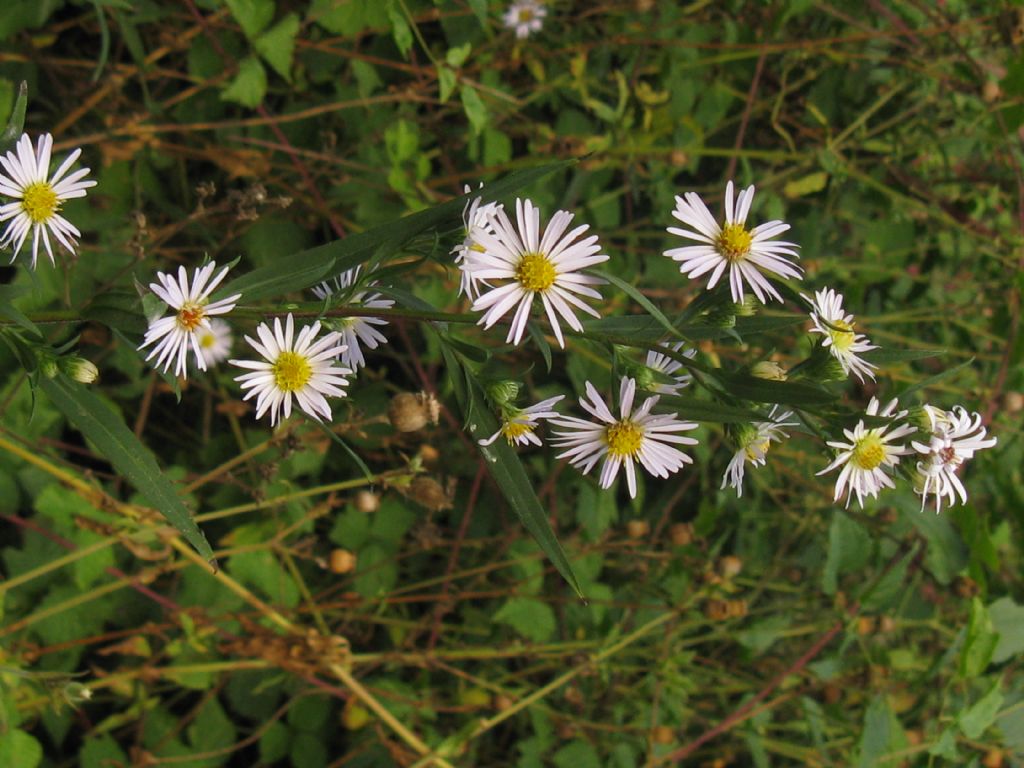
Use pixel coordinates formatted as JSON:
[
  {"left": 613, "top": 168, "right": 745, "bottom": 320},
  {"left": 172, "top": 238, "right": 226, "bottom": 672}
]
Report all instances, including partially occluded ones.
[{"left": 1, "top": 0, "right": 1023, "bottom": 765}]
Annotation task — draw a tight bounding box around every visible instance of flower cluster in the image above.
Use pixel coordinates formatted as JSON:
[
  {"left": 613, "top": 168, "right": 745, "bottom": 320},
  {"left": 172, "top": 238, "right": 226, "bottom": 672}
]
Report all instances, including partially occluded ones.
[{"left": 0, "top": 128, "right": 996, "bottom": 514}]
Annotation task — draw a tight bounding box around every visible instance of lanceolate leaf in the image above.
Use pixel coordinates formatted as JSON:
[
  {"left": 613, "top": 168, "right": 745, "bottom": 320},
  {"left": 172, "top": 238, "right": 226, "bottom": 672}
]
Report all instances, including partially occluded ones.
[
  {"left": 39, "top": 374, "right": 214, "bottom": 562},
  {"left": 0, "top": 80, "right": 27, "bottom": 154},
  {"left": 219, "top": 160, "right": 574, "bottom": 302},
  {"left": 862, "top": 348, "right": 944, "bottom": 364},
  {"left": 440, "top": 339, "right": 582, "bottom": 597},
  {"left": 657, "top": 395, "right": 771, "bottom": 423},
  {"left": 716, "top": 372, "right": 836, "bottom": 407}
]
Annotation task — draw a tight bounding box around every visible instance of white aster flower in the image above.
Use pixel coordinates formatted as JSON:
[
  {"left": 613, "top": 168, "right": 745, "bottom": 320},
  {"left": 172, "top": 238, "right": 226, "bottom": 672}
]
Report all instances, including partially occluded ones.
[
  {"left": 503, "top": 0, "right": 546, "bottom": 38},
  {"left": 644, "top": 342, "right": 696, "bottom": 395},
  {"left": 196, "top": 318, "right": 233, "bottom": 367},
  {"left": 230, "top": 314, "right": 351, "bottom": 427},
  {"left": 479, "top": 395, "right": 565, "bottom": 447},
  {"left": 721, "top": 406, "right": 798, "bottom": 497},
  {"left": 312, "top": 266, "right": 393, "bottom": 371},
  {"left": 804, "top": 287, "right": 878, "bottom": 383},
  {"left": 466, "top": 198, "right": 608, "bottom": 348},
  {"left": 0, "top": 133, "right": 96, "bottom": 269},
  {"left": 664, "top": 180, "right": 801, "bottom": 304},
  {"left": 552, "top": 377, "right": 699, "bottom": 499},
  {"left": 912, "top": 405, "right": 997, "bottom": 513},
  {"left": 453, "top": 184, "right": 503, "bottom": 300},
  {"left": 817, "top": 397, "right": 916, "bottom": 508},
  {"left": 140, "top": 261, "right": 242, "bottom": 379}
]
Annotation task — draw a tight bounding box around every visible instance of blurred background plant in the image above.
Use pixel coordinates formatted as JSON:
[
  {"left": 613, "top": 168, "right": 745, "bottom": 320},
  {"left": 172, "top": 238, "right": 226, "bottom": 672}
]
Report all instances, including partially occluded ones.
[{"left": 0, "top": 1, "right": 1022, "bottom": 766}]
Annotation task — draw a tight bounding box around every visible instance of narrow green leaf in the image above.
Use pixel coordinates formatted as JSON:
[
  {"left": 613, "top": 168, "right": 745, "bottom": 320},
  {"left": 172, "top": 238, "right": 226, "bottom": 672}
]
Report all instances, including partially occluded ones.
[
  {"left": 0, "top": 285, "right": 40, "bottom": 338},
  {"left": 440, "top": 340, "right": 582, "bottom": 597},
  {"left": 221, "top": 160, "right": 573, "bottom": 301},
  {"left": 437, "top": 64, "right": 457, "bottom": 103},
  {"left": 594, "top": 271, "right": 683, "bottom": 341},
  {"left": 897, "top": 357, "right": 974, "bottom": 400},
  {"left": 717, "top": 372, "right": 836, "bottom": 407},
  {"left": 959, "top": 681, "right": 1003, "bottom": 739},
  {"left": 38, "top": 375, "right": 213, "bottom": 562},
  {"left": 82, "top": 291, "right": 147, "bottom": 335},
  {"left": 460, "top": 85, "right": 488, "bottom": 136},
  {"left": 657, "top": 395, "right": 770, "bottom": 423},
  {"left": 0, "top": 80, "right": 28, "bottom": 153},
  {"left": 385, "top": 0, "right": 413, "bottom": 57},
  {"left": 862, "top": 348, "right": 945, "bottom": 364}
]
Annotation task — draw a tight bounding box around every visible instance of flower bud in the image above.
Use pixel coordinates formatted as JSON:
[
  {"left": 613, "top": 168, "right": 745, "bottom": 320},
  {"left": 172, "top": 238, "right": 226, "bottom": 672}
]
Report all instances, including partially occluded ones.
[
  {"left": 733, "top": 295, "right": 759, "bottom": 317},
  {"left": 750, "top": 361, "right": 787, "bottom": 381},
  {"left": 626, "top": 519, "right": 650, "bottom": 539},
  {"left": 718, "top": 555, "right": 743, "bottom": 579},
  {"left": 486, "top": 380, "right": 521, "bottom": 407},
  {"left": 906, "top": 406, "right": 932, "bottom": 433},
  {"left": 797, "top": 348, "right": 847, "bottom": 383},
  {"left": 39, "top": 357, "right": 59, "bottom": 379},
  {"left": 354, "top": 490, "right": 379, "bottom": 513},
  {"left": 702, "top": 303, "right": 737, "bottom": 329},
  {"left": 388, "top": 392, "right": 441, "bottom": 432},
  {"left": 62, "top": 682, "right": 92, "bottom": 707},
  {"left": 669, "top": 522, "right": 693, "bottom": 546},
  {"left": 61, "top": 357, "right": 99, "bottom": 384}
]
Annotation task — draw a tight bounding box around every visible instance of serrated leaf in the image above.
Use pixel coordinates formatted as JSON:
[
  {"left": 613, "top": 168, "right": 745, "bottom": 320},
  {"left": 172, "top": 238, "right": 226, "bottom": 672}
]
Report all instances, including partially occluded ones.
[
  {"left": 254, "top": 13, "right": 299, "bottom": 81},
  {"left": 38, "top": 375, "right": 213, "bottom": 562},
  {"left": 0, "top": 80, "right": 27, "bottom": 154},
  {"left": 440, "top": 339, "right": 581, "bottom": 597},
  {"left": 225, "top": 0, "right": 274, "bottom": 38},
  {"left": 221, "top": 161, "right": 573, "bottom": 301},
  {"left": 220, "top": 55, "right": 267, "bottom": 108}
]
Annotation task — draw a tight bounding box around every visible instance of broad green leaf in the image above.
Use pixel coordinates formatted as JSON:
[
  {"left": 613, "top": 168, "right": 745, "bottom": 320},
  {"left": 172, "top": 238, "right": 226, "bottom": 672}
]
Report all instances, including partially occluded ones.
[
  {"left": 440, "top": 340, "right": 581, "bottom": 596},
  {"left": 854, "top": 696, "right": 906, "bottom": 768},
  {"left": 959, "top": 681, "right": 1003, "bottom": 739},
  {"left": 446, "top": 42, "right": 472, "bottom": 68},
  {"left": 80, "top": 735, "right": 128, "bottom": 768},
  {"left": 0, "top": 729, "right": 42, "bottom": 768},
  {"left": 822, "top": 512, "right": 871, "bottom": 594},
  {"left": 385, "top": 0, "right": 413, "bottom": 57},
  {"left": 860, "top": 546, "right": 915, "bottom": 612},
  {"left": 437, "top": 64, "right": 457, "bottom": 103},
  {"left": 221, "top": 161, "right": 573, "bottom": 301},
  {"left": 254, "top": 13, "right": 299, "bottom": 81},
  {"left": 220, "top": 55, "right": 267, "bottom": 108},
  {"left": 493, "top": 597, "right": 556, "bottom": 643},
  {"left": 467, "top": 0, "right": 488, "bottom": 28},
  {"left": 461, "top": 85, "right": 488, "bottom": 136},
  {"left": 0, "top": 80, "right": 27, "bottom": 153},
  {"left": 989, "top": 597, "right": 1024, "bottom": 664},
  {"left": 38, "top": 374, "right": 213, "bottom": 562},
  {"left": 225, "top": 0, "right": 274, "bottom": 38},
  {"left": 959, "top": 597, "right": 999, "bottom": 678},
  {"left": 717, "top": 372, "right": 835, "bottom": 407}
]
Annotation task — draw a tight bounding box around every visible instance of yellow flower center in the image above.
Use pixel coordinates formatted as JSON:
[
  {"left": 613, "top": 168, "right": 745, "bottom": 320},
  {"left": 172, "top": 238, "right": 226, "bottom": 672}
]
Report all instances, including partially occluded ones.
[
  {"left": 851, "top": 434, "right": 885, "bottom": 470},
  {"left": 501, "top": 421, "right": 535, "bottom": 442},
  {"left": 605, "top": 420, "right": 644, "bottom": 459},
  {"left": 515, "top": 252, "right": 557, "bottom": 292},
  {"left": 827, "top": 319, "right": 856, "bottom": 352},
  {"left": 272, "top": 351, "right": 312, "bottom": 393},
  {"left": 199, "top": 330, "right": 216, "bottom": 348},
  {"left": 518, "top": 8, "right": 534, "bottom": 21},
  {"left": 745, "top": 439, "right": 771, "bottom": 461},
  {"left": 21, "top": 182, "right": 60, "bottom": 224},
  {"left": 176, "top": 302, "right": 206, "bottom": 331},
  {"left": 716, "top": 223, "right": 753, "bottom": 262}
]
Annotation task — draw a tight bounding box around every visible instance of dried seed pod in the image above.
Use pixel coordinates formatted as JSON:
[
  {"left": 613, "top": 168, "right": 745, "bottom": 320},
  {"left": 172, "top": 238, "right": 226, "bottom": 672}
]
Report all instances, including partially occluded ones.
[
  {"left": 329, "top": 549, "right": 357, "bottom": 574},
  {"left": 388, "top": 392, "right": 440, "bottom": 432},
  {"left": 703, "top": 598, "right": 731, "bottom": 621},
  {"left": 718, "top": 555, "right": 743, "bottom": 579},
  {"left": 626, "top": 519, "right": 650, "bottom": 539},
  {"left": 725, "top": 599, "right": 748, "bottom": 618},
  {"left": 409, "top": 476, "right": 452, "bottom": 511},
  {"left": 354, "top": 490, "right": 379, "bottom": 514},
  {"left": 669, "top": 523, "right": 694, "bottom": 546},
  {"left": 651, "top": 725, "right": 674, "bottom": 745}
]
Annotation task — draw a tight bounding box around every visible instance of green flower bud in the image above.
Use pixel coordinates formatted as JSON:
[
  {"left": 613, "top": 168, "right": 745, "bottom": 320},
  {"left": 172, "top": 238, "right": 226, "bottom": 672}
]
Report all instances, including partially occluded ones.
[
  {"left": 62, "top": 682, "right": 92, "bottom": 708},
  {"left": 60, "top": 357, "right": 99, "bottom": 384},
  {"left": 486, "top": 380, "right": 521, "bottom": 407},
  {"left": 750, "top": 361, "right": 787, "bottom": 381},
  {"left": 702, "top": 303, "right": 737, "bottom": 329},
  {"left": 733, "top": 295, "right": 759, "bottom": 317},
  {"left": 39, "top": 357, "right": 59, "bottom": 379},
  {"left": 906, "top": 405, "right": 932, "bottom": 433},
  {"left": 796, "top": 348, "right": 847, "bottom": 383}
]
